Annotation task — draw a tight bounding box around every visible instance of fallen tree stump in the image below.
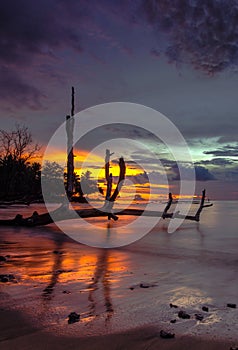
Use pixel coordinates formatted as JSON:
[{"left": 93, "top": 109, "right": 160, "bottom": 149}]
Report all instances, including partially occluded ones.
[{"left": 0, "top": 199, "right": 212, "bottom": 227}]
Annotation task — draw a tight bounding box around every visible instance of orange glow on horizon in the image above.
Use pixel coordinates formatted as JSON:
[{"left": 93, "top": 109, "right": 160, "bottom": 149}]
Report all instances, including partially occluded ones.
[{"left": 41, "top": 149, "right": 201, "bottom": 201}]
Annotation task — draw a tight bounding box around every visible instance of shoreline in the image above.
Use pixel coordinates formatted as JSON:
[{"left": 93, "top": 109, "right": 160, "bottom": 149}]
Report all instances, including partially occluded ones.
[
  {"left": 0, "top": 308, "right": 233, "bottom": 350},
  {"left": 1, "top": 202, "right": 238, "bottom": 348}
]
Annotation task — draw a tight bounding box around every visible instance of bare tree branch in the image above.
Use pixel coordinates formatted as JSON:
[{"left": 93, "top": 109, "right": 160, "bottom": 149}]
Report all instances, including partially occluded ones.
[{"left": 0, "top": 124, "right": 41, "bottom": 162}]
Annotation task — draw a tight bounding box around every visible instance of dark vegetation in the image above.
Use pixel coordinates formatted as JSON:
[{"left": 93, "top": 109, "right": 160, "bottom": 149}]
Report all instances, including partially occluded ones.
[{"left": 0, "top": 124, "right": 98, "bottom": 203}]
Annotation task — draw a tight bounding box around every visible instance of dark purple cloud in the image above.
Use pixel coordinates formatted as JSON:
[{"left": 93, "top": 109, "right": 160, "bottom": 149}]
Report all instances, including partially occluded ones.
[
  {"left": 143, "top": 0, "right": 238, "bottom": 74},
  {"left": 161, "top": 160, "right": 215, "bottom": 181},
  {"left": 0, "top": 0, "right": 86, "bottom": 109},
  {"left": 212, "top": 165, "right": 238, "bottom": 182},
  {"left": 0, "top": 67, "right": 45, "bottom": 110},
  {"left": 0, "top": 0, "right": 84, "bottom": 65},
  {"left": 204, "top": 145, "right": 238, "bottom": 157},
  {"left": 2, "top": 0, "right": 238, "bottom": 112},
  {"left": 133, "top": 157, "right": 216, "bottom": 181},
  {"left": 196, "top": 158, "right": 236, "bottom": 166},
  {"left": 195, "top": 166, "right": 216, "bottom": 181}
]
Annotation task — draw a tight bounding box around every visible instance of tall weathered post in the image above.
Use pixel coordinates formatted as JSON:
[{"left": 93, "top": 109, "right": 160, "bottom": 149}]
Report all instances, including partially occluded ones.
[{"left": 66, "top": 87, "right": 75, "bottom": 200}]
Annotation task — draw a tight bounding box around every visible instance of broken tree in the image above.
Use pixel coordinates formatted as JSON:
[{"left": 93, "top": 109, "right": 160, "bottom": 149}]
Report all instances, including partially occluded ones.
[{"left": 66, "top": 87, "right": 75, "bottom": 200}]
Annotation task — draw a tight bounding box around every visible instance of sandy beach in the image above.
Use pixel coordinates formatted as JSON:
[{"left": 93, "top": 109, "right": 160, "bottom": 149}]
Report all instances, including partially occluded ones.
[
  {"left": 0, "top": 201, "right": 238, "bottom": 349},
  {"left": 0, "top": 308, "right": 230, "bottom": 350}
]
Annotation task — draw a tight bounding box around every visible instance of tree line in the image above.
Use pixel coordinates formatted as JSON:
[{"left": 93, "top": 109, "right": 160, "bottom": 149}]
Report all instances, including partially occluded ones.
[{"left": 0, "top": 125, "right": 99, "bottom": 203}]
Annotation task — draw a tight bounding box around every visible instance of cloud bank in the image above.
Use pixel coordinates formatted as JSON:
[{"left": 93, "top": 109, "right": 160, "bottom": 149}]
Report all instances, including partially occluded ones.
[{"left": 143, "top": 0, "right": 238, "bottom": 74}]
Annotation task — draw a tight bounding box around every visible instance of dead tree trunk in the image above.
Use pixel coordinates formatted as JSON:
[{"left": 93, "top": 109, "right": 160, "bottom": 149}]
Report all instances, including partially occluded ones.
[
  {"left": 109, "top": 157, "right": 126, "bottom": 203},
  {"left": 66, "top": 87, "right": 75, "bottom": 200},
  {"left": 162, "top": 192, "right": 173, "bottom": 219},
  {"left": 103, "top": 150, "right": 126, "bottom": 220},
  {"left": 105, "top": 149, "right": 113, "bottom": 201},
  {"left": 107, "top": 156, "right": 126, "bottom": 221},
  {"left": 195, "top": 189, "right": 212, "bottom": 221}
]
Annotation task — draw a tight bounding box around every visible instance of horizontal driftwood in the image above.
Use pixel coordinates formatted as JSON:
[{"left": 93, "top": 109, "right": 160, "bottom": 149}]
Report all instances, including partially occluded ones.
[{"left": 0, "top": 201, "right": 213, "bottom": 227}]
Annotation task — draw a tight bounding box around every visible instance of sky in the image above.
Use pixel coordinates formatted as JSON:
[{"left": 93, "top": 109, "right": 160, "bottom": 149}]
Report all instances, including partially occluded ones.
[{"left": 1, "top": 0, "right": 238, "bottom": 200}]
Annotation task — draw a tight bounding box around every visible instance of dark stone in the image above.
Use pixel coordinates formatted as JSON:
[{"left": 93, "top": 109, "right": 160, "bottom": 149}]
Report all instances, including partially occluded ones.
[
  {"left": 227, "top": 303, "right": 236, "bottom": 309},
  {"left": 170, "top": 303, "right": 178, "bottom": 308},
  {"left": 0, "top": 276, "right": 8, "bottom": 282},
  {"left": 0, "top": 256, "right": 6, "bottom": 262},
  {"left": 129, "top": 287, "right": 134, "bottom": 290},
  {"left": 139, "top": 282, "right": 157, "bottom": 288},
  {"left": 0, "top": 274, "right": 17, "bottom": 283},
  {"left": 68, "top": 312, "right": 80, "bottom": 324},
  {"left": 160, "top": 330, "right": 175, "bottom": 339},
  {"left": 63, "top": 290, "right": 71, "bottom": 294},
  {"left": 178, "top": 310, "right": 190, "bottom": 319},
  {"left": 195, "top": 313, "right": 204, "bottom": 321},
  {"left": 170, "top": 319, "right": 177, "bottom": 323},
  {"left": 202, "top": 306, "right": 209, "bottom": 312}
]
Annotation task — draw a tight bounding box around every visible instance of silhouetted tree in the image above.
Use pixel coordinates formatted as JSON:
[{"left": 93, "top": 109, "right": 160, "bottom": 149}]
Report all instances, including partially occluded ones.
[
  {"left": 0, "top": 124, "right": 40, "bottom": 162},
  {"left": 78, "top": 170, "right": 98, "bottom": 196},
  {"left": 41, "top": 161, "right": 64, "bottom": 201},
  {"left": 0, "top": 125, "right": 41, "bottom": 201}
]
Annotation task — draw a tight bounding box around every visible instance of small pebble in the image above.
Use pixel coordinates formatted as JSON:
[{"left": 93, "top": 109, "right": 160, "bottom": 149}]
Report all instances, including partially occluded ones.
[
  {"left": 227, "top": 303, "right": 236, "bottom": 309},
  {"left": 160, "top": 330, "right": 175, "bottom": 339},
  {"left": 0, "top": 274, "right": 17, "bottom": 283},
  {"left": 68, "top": 312, "right": 80, "bottom": 324},
  {"left": 0, "top": 276, "right": 8, "bottom": 282},
  {"left": 195, "top": 313, "right": 204, "bottom": 321},
  {"left": 0, "top": 256, "right": 6, "bottom": 262},
  {"left": 170, "top": 303, "right": 178, "bottom": 308},
  {"left": 170, "top": 319, "right": 177, "bottom": 323},
  {"left": 202, "top": 306, "right": 209, "bottom": 312},
  {"left": 178, "top": 310, "right": 190, "bottom": 319}
]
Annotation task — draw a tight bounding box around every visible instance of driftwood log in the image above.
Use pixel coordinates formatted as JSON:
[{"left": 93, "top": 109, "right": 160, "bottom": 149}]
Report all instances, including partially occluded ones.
[
  {"left": 0, "top": 189, "right": 212, "bottom": 227},
  {"left": 162, "top": 192, "right": 173, "bottom": 219}
]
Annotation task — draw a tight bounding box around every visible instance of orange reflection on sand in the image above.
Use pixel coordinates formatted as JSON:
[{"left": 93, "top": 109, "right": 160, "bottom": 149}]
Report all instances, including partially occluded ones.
[{"left": 1, "top": 229, "right": 135, "bottom": 325}]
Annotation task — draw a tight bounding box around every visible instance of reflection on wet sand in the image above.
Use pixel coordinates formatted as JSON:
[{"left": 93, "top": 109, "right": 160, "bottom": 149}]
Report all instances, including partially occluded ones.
[
  {"left": 88, "top": 223, "right": 113, "bottom": 323},
  {"left": 42, "top": 240, "right": 64, "bottom": 300},
  {"left": 38, "top": 223, "right": 115, "bottom": 323},
  {"left": 88, "top": 249, "right": 114, "bottom": 323}
]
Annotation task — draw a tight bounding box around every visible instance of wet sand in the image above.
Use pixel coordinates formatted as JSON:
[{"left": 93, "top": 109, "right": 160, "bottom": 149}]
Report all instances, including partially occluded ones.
[
  {"left": 0, "top": 308, "right": 231, "bottom": 350},
  {"left": 0, "top": 202, "right": 238, "bottom": 348}
]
